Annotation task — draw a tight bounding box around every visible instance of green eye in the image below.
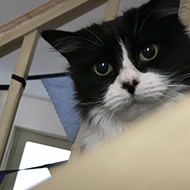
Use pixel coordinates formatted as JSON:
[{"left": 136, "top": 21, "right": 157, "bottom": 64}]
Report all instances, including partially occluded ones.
[
  {"left": 140, "top": 44, "right": 158, "bottom": 61},
  {"left": 93, "top": 62, "right": 113, "bottom": 76}
]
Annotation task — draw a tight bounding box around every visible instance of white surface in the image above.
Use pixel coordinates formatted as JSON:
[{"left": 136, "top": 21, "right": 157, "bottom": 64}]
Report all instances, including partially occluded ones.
[{"left": 13, "top": 141, "right": 71, "bottom": 190}]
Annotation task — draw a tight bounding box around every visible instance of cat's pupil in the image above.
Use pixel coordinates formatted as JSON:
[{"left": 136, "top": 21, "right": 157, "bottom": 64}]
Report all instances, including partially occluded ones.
[
  {"left": 142, "top": 45, "right": 155, "bottom": 58},
  {"left": 93, "top": 62, "right": 113, "bottom": 76},
  {"left": 140, "top": 44, "right": 158, "bottom": 61},
  {"left": 97, "top": 63, "right": 108, "bottom": 74}
]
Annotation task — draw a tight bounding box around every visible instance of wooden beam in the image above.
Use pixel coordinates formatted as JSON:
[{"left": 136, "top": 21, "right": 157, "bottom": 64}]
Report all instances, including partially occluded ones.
[
  {"left": 0, "top": 0, "right": 107, "bottom": 57},
  {"left": 0, "top": 30, "right": 39, "bottom": 164},
  {"left": 180, "top": 0, "right": 190, "bottom": 28}
]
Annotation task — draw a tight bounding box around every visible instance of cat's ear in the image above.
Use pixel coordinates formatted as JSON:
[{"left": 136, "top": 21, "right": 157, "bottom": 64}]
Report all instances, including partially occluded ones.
[
  {"left": 41, "top": 30, "right": 82, "bottom": 60},
  {"left": 149, "top": 0, "right": 180, "bottom": 17}
]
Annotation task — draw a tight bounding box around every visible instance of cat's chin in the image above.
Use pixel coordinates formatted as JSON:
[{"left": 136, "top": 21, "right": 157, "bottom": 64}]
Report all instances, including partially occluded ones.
[{"left": 109, "top": 95, "right": 162, "bottom": 121}]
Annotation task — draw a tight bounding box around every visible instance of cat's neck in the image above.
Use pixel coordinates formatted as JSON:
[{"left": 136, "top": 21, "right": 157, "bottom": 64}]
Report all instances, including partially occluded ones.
[
  {"left": 79, "top": 102, "right": 156, "bottom": 151},
  {"left": 79, "top": 91, "right": 184, "bottom": 151}
]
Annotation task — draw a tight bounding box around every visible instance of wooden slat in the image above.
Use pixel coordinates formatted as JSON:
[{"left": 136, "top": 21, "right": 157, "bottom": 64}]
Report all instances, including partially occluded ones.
[
  {"left": 0, "top": 0, "right": 64, "bottom": 35},
  {"left": 180, "top": 0, "right": 190, "bottom": 28},
  {"left": 104, "top": 0, "right": 120, "bottom": 21},
  {"left": 0, "top": 0, "right": 86, "bottom": 48},
  {"left": 32, "top": 94, "right": 190, "bottom": 190},
  {"left": 0, "top": 0, "right": 107, "bottom": 58},
  {"left": 0, "top": 30, "right": 39, "bottom": 164}
]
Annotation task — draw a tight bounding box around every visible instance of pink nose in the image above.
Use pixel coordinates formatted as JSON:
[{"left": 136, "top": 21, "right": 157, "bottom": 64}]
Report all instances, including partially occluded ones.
[{"left": 122, "top": 80, "right": 139, "bottom": 95}]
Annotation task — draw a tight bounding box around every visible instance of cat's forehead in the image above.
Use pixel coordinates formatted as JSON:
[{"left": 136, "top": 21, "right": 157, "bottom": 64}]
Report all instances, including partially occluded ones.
[{"left": 86, "top": 0, "right": 180, "bottom": 40}]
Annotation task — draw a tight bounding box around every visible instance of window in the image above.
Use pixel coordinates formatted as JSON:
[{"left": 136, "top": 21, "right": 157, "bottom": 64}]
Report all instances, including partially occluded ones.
[
  {"left": 13, "top": 141, "right": 71, "bottom": 189},
  {"left": 1, "top": 127, "right": 71, "bottom": 190}
]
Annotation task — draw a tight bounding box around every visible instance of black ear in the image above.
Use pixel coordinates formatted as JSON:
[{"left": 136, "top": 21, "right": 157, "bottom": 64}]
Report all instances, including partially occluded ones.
[
  {"left": 149, "top": 0, "right": 180, "bottom": 7},
  {"left": 148, "top": 0, "right": 180, "bottom": 17},
  {"left": 41, "top": 30, "right": 82, "bottom": 59}
]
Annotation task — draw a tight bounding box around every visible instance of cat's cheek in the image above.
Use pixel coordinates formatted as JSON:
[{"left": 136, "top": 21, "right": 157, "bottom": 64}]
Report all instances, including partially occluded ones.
[
  {"left": 136, "top": 72, "right": 168, "bottom": 98},
  {"left": 103, "top": 81, "right": 131, "bottom": 107}
]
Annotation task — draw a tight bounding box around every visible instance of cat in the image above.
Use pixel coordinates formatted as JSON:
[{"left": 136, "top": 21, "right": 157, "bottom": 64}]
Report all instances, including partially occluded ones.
[{"left": 42, "top": 0, "right": 190, "bottom": 151}]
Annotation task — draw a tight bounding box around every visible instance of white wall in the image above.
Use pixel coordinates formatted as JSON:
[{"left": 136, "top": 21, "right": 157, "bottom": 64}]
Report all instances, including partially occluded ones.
[{"left": 0, "top": 91, "right": 66, "bottom": 138}]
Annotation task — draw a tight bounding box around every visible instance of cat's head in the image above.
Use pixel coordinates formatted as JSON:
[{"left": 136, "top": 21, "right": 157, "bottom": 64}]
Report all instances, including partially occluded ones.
[{"left": 42, "top": 0, "right": 190, "bottom": 118}]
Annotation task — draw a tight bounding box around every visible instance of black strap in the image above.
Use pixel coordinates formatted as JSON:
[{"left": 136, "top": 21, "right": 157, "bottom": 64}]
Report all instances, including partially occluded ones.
[
  {"left": 27, "top": 72, "right": 69, "bottom": 80},
  {"left": 0, "top": 72, "right": 69, "bottom": 91},
  {"left": 0, "top": 160, "right": 67, "bottom": 185},
  {"left": 0, "top": 160, "right": 67, "bottom": 174},
  {"left": 0, "top": 85, "right": 9, "bottom": 90},
  {"left": 11, "top": 74, "right": 26, "bottom": 89}
]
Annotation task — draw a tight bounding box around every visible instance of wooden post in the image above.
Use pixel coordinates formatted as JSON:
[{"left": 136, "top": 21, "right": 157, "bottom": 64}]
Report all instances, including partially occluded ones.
[
  {"left": 104, "top": 0, "right": 120, "bottom": 21},
  {"left": 180, "top": 0, "right": 190, "bottom": 28},
  {"left": 0, "top": 30, "right": 39, "bottom": 164},
  {"left": 0, "top": 0, "right": 107, "bottom": 58}
]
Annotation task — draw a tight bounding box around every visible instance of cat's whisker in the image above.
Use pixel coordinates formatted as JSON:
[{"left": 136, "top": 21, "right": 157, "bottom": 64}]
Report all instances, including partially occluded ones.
[
  {"left": 86, "top": 28, "right": 105, "bottom": 47},
  {"left": 152, "top": 96, "right": 165, "bottom": 105},
  {"left": 171, "top": 73, "right": 190, "bottom": 82},
  {"left": 167, "top": 84, "right": 185, "bottom": 87},
  {"left": 138, "top": 1, "right": 164, "bottom": 34},
  {"left": 78, "top": 99, "right": 103, "bottom": 106},
  {"left": 167, "top": 84, "right": 188, "bottom": 91},
  {"left": 161, "top": 94, "right": 178, "bottom": 101},
  {"left": 76, "top": 56, "right": 100, "bottom": 62}
]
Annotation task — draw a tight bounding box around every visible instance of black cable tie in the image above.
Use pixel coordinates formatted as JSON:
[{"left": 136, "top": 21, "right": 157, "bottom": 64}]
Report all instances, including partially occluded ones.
[
  {"left": 0, "top": 72, "right": 69, "bottom": 91},
  {"left": 11, "top": 74, "right": 26, "bottom": 89}
]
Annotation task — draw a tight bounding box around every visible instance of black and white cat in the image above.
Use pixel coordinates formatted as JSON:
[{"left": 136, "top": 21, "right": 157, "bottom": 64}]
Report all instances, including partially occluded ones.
[{"left": 42, "top": 0, "right": 190, "bottom": 151}]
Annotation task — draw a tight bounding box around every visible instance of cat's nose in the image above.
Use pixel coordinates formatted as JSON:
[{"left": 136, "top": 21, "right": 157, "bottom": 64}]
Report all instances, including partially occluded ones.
[{"left": 122, "top": 80, "right": 139, "bottom": 95}]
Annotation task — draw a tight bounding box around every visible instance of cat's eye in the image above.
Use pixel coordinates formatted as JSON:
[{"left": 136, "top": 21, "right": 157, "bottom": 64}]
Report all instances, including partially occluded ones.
[
  {"left": 140, "top": 44, "right": 158, "bottom": 61},
  {"left": 93, "top": 62, "right": 113, "bottom": 76}
]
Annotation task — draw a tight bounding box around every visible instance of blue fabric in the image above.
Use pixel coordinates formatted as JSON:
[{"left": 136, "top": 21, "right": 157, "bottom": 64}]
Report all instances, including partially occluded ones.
[
  {"left": 42, "top": 76, "right": 80, "bottom": 143},
  {"left": 0, "top": 172, "right": 6, "bottom": 186}
]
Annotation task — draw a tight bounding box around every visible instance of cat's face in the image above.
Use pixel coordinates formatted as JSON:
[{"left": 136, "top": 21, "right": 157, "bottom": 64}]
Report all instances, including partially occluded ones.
[{"left": 42, "top": 0, "right": 190, "bottom": 119}]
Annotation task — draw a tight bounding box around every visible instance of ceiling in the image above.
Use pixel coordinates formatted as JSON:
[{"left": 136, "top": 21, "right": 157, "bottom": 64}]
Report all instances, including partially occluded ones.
[{"left": 0, "top": 0, "right": 147, "bottom": 100}]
